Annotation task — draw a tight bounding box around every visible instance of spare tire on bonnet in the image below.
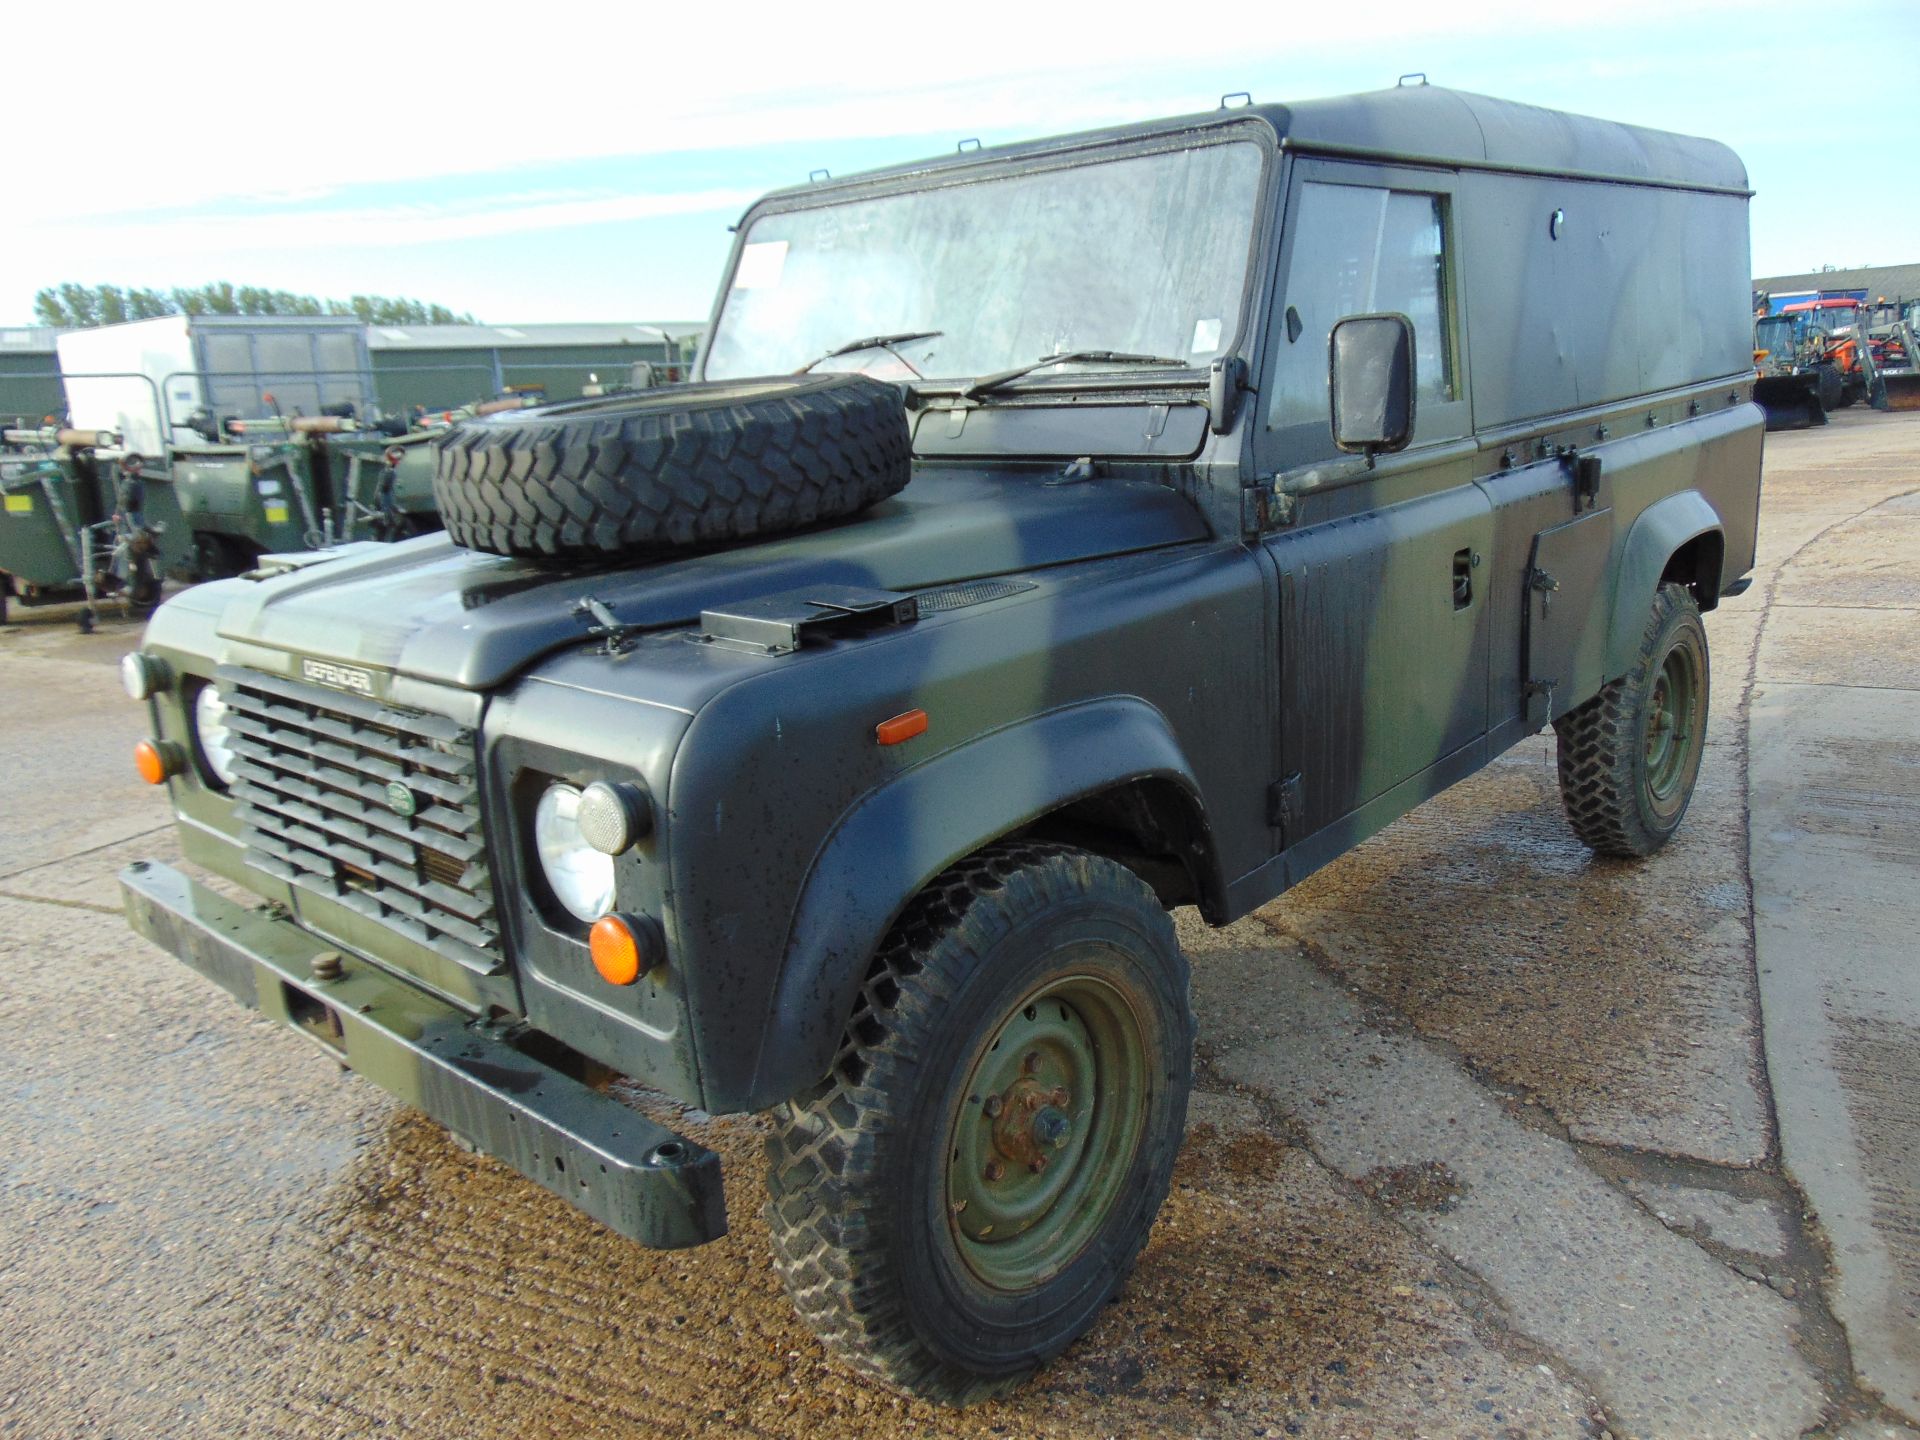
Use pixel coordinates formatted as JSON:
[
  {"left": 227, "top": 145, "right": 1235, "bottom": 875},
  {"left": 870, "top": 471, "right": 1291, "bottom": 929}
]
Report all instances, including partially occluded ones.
[{"left": 431, "top": 374, "right": 912, "bottom": 558}]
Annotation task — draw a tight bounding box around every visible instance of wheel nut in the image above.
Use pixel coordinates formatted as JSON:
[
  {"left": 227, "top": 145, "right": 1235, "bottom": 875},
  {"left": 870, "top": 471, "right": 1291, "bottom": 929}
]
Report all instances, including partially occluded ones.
[
  {"left": 1023, "top": 1051, "right": 1041, "bottom": 1074},
  {"left": 1030, "top": 1155, "right": 1049, "bottom": 1174},
  {"left": 1051, "top": 1086, "right": 1070, "bottom": 1106},
  {"left": 982, "top": 1095, "right": 1003, "bottom": 1117},
  {"left": 984, "top": 1160, "right": 1004, "bottom": 1182}
]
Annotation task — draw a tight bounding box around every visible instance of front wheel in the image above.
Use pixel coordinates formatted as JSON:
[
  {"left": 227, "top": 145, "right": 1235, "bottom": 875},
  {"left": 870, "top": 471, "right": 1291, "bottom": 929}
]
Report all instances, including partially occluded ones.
[
  {"left": 1554, "top": 582, "right": 1710, "bottom": 856},
  {"left": 764, "top": 841, "right": 1193, "bottom": 1405}
]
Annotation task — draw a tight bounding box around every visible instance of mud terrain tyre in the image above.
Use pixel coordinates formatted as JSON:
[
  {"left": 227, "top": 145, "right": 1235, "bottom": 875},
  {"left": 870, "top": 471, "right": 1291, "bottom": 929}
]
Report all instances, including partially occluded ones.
[
  {"left": 1815, "top": 361, "right": 1843, "bottom": 414},
  {"left": 764, "top": 842, "right": 1193, "bottom": 1405},
  {"left": 1554, "top": 582, "right": 1709, "bottom": 857},
  {"left": 431, "top": 375, "right": 910, "bottom": 557}
]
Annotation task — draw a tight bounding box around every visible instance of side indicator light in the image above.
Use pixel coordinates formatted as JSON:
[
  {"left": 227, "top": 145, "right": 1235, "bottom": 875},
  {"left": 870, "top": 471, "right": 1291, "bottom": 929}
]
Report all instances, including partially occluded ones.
[
  {"left": 134, "top": 739, "right": 183, "bottom": 785},
  {"left": 590, "top": 914, "right": 657, "bottom": 986},
  {"left": 876, "top": 709, "right": 929, "bottom": 746}
]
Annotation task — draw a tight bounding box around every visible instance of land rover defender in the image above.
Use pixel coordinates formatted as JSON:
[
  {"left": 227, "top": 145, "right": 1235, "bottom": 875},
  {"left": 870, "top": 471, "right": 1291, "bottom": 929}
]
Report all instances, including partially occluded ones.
[{"left": 120, "top": 82, "right": 1761, "bottom": 1404}]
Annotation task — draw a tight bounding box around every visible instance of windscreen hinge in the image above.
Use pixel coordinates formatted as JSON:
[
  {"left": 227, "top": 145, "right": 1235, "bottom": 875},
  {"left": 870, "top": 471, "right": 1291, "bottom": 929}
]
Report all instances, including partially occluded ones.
[{"left": 572, "top": 595, "right": 640, "bottom": 655}]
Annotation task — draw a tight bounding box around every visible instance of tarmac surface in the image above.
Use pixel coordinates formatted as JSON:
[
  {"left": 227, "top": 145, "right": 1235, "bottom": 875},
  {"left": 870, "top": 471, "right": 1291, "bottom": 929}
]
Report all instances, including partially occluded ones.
[{"left": 1, "top": 408, "right": 1916, "bottom": 1439}]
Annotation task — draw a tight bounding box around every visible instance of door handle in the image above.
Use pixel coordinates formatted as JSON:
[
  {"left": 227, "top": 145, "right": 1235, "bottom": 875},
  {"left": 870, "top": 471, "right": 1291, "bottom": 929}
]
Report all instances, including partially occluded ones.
[{"left": 1452, "top": 548, "right": 1474, "bottom": 609}]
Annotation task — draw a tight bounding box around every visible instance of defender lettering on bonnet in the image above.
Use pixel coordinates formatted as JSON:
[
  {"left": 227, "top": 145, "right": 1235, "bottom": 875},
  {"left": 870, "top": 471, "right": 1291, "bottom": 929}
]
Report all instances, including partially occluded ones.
[
  {"left": 300, "top": 658, "right": 375, "bottom": 694},
  {"left": 121, "top": 83, "right": 1761, "bottom": 1409}
]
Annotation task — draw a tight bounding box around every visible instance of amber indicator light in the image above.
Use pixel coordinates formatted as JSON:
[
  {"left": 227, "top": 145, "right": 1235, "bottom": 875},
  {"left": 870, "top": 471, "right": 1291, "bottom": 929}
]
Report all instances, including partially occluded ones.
[
  {"left": 590, "top": 915, "right": 646, "bottom": 986},
  {"left": 875, "top": 709, "right": 929, "bottom": 746},
  {"left": 134, "top": 739, "right": 175, "bottom": 785}
]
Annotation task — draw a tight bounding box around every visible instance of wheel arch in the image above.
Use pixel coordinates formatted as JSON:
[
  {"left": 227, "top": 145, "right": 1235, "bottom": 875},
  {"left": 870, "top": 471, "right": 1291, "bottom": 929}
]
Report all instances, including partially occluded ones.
[
  {"left": 1605, "top": 491, "right": 1724, "bottom": 679},
  {"left": 743, "top": 697, "right": 1219, "bottom": 1110}
]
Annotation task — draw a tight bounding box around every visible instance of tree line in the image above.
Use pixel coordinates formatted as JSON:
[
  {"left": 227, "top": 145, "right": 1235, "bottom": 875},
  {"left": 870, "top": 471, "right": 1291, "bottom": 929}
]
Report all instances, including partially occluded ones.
[{"left": 33, "top": 283, "right": 477, "bottom": 329}]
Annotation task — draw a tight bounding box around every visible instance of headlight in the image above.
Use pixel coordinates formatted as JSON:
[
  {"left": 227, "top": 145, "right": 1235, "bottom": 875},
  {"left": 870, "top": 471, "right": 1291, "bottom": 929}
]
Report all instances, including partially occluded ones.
[
  {"left": 194, "top": 685, "right": 238, "bottom": 788},
  {"left": 534, "top": 782, "right": 616, "bottom": 924}
]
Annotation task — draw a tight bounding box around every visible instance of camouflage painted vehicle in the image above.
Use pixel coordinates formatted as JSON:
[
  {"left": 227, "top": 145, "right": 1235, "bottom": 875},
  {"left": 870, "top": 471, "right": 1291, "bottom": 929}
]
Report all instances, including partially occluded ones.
[{"left": 119, "top": 84, "right": 1760, "bottom": 1404}]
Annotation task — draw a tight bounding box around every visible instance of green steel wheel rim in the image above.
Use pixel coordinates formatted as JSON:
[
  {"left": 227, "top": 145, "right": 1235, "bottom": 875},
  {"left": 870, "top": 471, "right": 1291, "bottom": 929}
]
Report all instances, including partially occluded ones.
[
  {"left": 944, "top": 969, "right": 1149, "bottom": 1292},
  {"left": 1645, "top": 638, "right": 1702, "bottom": 816}
]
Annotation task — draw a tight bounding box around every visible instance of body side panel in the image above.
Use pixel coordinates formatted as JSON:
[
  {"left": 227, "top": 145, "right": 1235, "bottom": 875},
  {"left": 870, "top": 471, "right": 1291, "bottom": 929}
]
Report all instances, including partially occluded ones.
[{"left": 664, "top": 541, "right": 1272, "bottom": 1111}]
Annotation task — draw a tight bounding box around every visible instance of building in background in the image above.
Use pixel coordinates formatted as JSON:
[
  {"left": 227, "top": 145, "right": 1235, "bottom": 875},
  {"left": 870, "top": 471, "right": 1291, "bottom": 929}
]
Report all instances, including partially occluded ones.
[
  {"left": 1, "top": 318, "right": 706, "bottom": 441},
  {"left": 369, "top": 323, "right": 706, "bottom": 414},
  {"left": 1754, "top": 261, "right": 1920, "bottom": 312}
]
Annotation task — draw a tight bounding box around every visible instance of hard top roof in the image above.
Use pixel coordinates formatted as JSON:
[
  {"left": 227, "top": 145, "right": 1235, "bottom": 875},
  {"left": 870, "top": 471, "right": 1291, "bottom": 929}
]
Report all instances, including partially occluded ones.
[{"left": 758, "top": 83, "right": 1748, "bottom": 208}]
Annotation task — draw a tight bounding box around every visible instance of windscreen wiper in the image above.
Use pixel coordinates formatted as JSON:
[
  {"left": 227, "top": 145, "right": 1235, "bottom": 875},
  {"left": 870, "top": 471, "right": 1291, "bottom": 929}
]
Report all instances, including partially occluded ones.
[
  {"left": 799, "top": 330, "right": 944, "bottom": 376},
  {"left": 959, "top": 350, "right": 1190, "bottom": 399}
]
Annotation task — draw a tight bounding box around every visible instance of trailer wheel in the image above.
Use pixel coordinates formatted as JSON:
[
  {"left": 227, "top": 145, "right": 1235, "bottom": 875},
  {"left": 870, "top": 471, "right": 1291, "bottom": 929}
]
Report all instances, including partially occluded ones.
[
  {"left": 191, "top": 534, "right": 255, "bottom": 582},
  {"left": 1554, "top": 582, "right": 1709, "bottom": 857},
  {"left": 764, "top": 841, "right": 1193, "bottom": 1405},
  {"left": 431, "top": 375, "right": 911, "bottom": 558}
]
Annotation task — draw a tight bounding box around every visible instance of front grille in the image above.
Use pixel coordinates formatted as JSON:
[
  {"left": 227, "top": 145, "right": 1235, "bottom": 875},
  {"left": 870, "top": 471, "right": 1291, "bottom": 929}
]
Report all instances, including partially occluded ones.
[{"left": 217, "top": 667, "right": 500, "bottom": 973}]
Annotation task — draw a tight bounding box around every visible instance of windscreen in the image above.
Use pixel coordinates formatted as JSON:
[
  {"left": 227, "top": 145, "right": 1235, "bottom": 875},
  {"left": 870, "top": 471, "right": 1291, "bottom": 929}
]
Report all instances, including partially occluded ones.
[
  {"left": 1754, "top": 316, "right": 1796, "bottom": 356},
  {"left": 703, "top": 140, "right": 1264, "bottom": 383}
]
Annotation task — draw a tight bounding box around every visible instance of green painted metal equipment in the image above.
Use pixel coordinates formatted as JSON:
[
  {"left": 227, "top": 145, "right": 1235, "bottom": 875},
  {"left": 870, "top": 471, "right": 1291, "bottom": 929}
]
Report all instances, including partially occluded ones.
[{"left": 0, "top": 433, "right": 194, "bottom": 627}]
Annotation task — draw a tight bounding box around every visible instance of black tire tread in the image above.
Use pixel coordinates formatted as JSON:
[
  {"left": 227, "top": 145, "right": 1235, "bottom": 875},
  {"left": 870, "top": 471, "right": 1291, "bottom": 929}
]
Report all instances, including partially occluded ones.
[
  {"left": 1554, "top": 582, "right": 1706, "bottom": 857},
  {"left": 762, "top": 840, "right": 1189, "bottom": 1406},
  {"left": 431, "top": 376, "right": 910, "bottom": 558}
]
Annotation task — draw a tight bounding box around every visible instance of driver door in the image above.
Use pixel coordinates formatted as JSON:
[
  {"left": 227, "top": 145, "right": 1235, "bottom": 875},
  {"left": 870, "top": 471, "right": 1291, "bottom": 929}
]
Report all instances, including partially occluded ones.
[{"left": 1256, "top": 160, "right": 1491, "bottom": 847}]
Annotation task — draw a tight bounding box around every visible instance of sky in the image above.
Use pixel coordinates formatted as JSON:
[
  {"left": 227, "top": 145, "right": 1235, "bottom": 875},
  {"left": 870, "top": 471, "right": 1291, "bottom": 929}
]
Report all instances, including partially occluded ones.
[{"left": 9, "top": 0, "right": 1918, "bottom": 327}]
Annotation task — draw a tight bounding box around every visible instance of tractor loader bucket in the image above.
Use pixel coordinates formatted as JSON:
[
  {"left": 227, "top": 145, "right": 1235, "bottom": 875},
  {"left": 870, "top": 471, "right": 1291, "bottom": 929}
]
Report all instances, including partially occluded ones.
[
  {"left": 1882, "top": 372, "right": 1920, "bottom": 412},
  {"left": 1753, "top": 374, "right": 1828, "bottom": 430}
]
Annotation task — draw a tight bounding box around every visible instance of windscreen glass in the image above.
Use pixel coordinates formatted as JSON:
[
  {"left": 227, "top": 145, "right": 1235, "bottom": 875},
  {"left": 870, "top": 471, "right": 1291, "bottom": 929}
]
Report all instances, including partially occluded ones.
[
  {"left": 703, "top": 140, "right": 1264, "bottom": 383},
  {"left": 1754, "top": 316, "right": 1796, "bottom": 356}
]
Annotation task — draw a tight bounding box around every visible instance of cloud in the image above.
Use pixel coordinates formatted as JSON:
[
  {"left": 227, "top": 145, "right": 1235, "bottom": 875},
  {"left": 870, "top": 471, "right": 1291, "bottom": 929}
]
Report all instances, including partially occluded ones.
[
  {"left": 18, "top": 186, "right": 764, "bottom": 259},
  {"left": 33, "top": 0, "right": 1783, "bottom": 220}
]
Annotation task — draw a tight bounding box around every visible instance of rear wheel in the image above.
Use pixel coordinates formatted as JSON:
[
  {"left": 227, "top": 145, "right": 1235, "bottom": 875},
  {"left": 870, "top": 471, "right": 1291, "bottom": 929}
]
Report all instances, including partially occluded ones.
[
  {"left": 1554, "top": 582, "right": 1709, "bottom": 857},
  {"left": 764, "top": 842, "right": 1193, "bottom": 1405}
]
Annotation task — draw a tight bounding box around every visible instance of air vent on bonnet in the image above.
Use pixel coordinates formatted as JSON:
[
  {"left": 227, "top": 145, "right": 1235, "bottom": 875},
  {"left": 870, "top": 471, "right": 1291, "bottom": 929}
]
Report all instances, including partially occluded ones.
[{"left": 915, "top": 579, "right": 1037, "bottom": 613}]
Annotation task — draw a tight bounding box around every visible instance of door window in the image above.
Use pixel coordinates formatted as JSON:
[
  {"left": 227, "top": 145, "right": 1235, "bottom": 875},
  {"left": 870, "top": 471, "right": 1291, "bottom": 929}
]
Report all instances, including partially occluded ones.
[{"left": 1266, "top": 182, "right": 1454, "bottom": 461}]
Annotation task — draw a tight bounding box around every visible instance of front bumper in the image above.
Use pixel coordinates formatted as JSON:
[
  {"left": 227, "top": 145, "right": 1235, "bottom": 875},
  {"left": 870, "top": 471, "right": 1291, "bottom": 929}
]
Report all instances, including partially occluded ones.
[{"left": 121, "top": 859, "right": 727, "bottom": 1249}]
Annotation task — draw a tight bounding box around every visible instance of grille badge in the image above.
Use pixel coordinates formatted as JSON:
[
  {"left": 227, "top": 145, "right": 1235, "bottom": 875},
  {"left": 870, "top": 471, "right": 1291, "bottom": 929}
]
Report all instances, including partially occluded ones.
[
  {"left": 385, "top": 781, "right": 418, "bottom": 818},
  {"left": 301, "top": 658, "right": 375, "bottom": 694}
]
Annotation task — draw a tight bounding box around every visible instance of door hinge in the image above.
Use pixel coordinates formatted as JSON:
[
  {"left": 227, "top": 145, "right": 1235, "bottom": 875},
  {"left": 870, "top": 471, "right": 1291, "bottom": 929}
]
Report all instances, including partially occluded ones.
[
  {"left": 1241, "top": 484, "right": 1270, "bottom": 535},
  {"left": 1268, "top": 773, "right": 1305, "bottom": 840},
  {"left": 1560, "top": 449, "right": 1603, "bottom": 512}
]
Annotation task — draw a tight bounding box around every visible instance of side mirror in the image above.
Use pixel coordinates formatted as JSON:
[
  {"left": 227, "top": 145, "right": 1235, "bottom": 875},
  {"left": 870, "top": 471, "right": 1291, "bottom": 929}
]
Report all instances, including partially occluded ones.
[{"left": 1329, "top": 313, "right": 1415, "bottom": 460}]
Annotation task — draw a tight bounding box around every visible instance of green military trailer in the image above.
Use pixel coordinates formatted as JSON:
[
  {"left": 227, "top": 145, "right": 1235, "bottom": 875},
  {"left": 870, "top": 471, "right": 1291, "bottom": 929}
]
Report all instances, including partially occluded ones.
[
  {"left": 0, "top": 430, "right": 193, "bottom": 628},
  {"left": 167, "top": 414, "right": 444, "bottom": 577},
  {"left": 317, "top": 429, "right": 441, "bottom": 536},
  {"left": 120, "top": 83, "right": 1761, "bottom": 1404},
  {"left": 166, "top": 436, "right": 326, "bottom": 577}
]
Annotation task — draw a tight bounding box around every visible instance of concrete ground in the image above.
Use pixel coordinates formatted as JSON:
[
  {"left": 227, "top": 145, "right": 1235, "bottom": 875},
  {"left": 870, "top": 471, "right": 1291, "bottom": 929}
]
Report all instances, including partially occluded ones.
[{"left": 1, "top": 409, "right": 1916, "bottom": 1439}]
